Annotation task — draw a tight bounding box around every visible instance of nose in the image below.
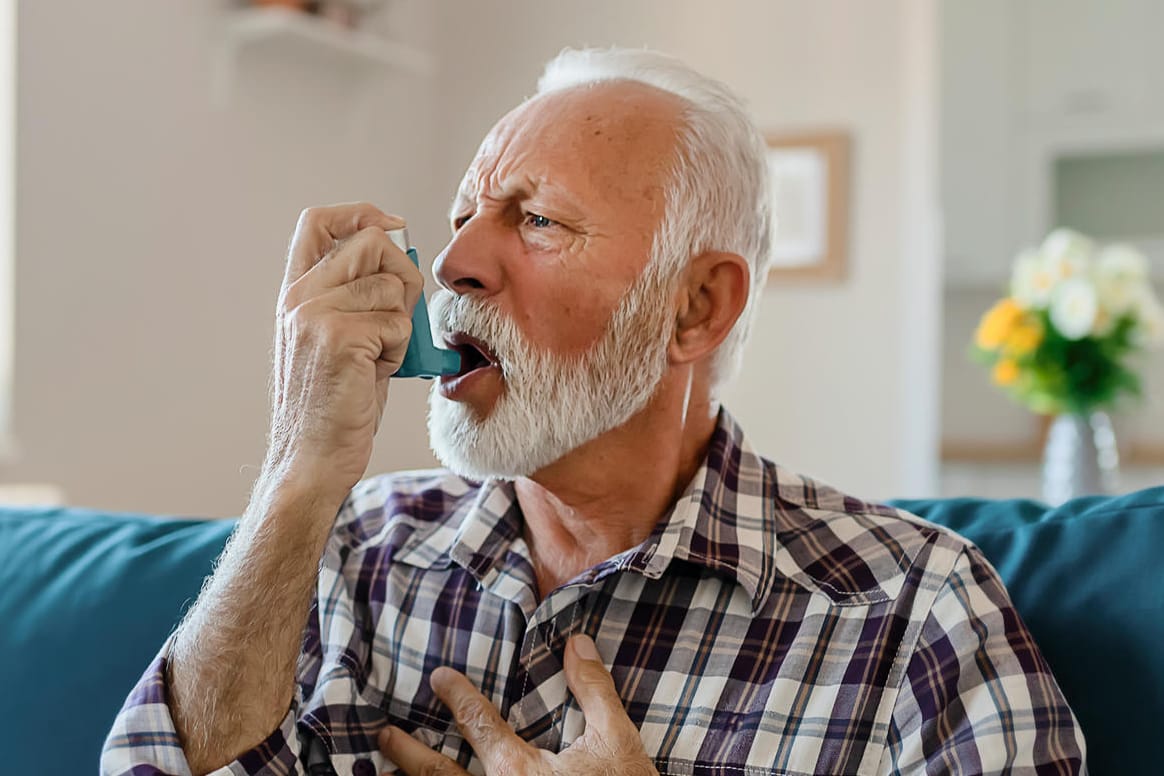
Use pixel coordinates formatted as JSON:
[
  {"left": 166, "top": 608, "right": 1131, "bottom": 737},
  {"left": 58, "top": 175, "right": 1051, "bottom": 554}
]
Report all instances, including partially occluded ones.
[{"left": 433, "top": 216, "right": 505, "bottom": 297}]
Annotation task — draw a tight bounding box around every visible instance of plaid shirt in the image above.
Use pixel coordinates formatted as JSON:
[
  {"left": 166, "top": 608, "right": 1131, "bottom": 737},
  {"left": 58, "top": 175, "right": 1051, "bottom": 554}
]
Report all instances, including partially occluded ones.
[{"left": 103, "top": 409, "right": 1085, "bottom": 775}]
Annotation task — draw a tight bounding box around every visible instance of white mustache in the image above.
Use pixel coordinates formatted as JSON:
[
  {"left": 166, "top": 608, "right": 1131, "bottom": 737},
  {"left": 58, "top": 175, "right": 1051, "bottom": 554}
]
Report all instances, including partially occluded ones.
[{"left": 429, "top": 289, "right": 523, "bottom": 373}]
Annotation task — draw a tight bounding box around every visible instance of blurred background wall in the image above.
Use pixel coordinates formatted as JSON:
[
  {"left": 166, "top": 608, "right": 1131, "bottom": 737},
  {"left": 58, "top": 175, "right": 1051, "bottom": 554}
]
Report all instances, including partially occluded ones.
[
  {"left": 4, "top": 0, "right": 943, "bottom": 516},
  {"left": 938, "top": 0, "right": 1164, "bottom": 497},
  {"left": 10, "top": 0, "right": 445, "bottom": 515}
]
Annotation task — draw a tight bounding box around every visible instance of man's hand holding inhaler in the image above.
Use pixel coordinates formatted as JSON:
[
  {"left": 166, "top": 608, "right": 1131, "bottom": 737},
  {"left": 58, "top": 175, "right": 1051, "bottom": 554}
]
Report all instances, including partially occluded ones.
[
  {"left": 269, "top": 203, "right": 424, "bottom": 508},
  {"left": 166, "top": 202, "right": 423, "bottom": 775}
]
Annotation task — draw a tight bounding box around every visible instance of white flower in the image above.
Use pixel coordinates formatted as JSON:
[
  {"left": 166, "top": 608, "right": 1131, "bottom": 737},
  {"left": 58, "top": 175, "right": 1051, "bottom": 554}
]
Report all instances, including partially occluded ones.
[
  {"left": 1097, "top": 242, "right": 1149, "bottom": 280},
  {"left": 1094, "top": 243, "right": 1150, "bottom": 317},
  {"left": 1041, "top": 228, "right": 1095, "bottom": 281},
  {"left": 1091, "top": 305, "right": 1117, "bottom": 337},
  {"left": 1131, "top": 285, "right": 1164, "bottom": 347},
  {"left": 1049, "top": 277, "right": 1099, "bottom": 340},
  {"left": 1010, "top": 248, "right": 1055, "bottom": 309}
]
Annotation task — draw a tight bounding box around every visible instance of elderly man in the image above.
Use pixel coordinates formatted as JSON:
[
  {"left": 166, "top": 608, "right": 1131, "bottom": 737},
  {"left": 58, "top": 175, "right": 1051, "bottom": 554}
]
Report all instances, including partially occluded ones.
[{"left": 103, "top": 48, "right": 1084, "bottom": 775}]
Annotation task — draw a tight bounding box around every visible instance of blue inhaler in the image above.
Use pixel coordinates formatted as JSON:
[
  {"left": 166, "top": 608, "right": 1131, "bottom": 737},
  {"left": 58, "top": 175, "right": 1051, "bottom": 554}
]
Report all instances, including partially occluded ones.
[{"left": 387, "top": 227, "right": 462, "bottom": 379}]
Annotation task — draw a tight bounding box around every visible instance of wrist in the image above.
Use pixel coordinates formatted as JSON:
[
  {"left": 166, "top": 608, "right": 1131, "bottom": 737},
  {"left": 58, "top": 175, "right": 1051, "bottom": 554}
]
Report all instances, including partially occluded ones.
[
  {"left": 249, "top": 456, "right": 350, "bottom": 531},
  {"left": 261, "top": 428, "right": 367, "bottom": 505}
]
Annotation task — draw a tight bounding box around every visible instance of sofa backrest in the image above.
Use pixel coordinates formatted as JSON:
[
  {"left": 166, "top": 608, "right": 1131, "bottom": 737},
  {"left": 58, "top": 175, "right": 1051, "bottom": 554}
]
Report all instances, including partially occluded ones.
[{"left": 0, "top": 507, "right": 235, "bottom": 775}]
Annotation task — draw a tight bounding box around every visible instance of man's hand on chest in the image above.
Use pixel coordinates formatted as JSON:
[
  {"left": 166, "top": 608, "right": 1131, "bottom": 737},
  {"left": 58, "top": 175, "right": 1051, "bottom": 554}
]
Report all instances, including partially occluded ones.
[{"left": 378, "top": 635, "right": 658, "bottom": 776}]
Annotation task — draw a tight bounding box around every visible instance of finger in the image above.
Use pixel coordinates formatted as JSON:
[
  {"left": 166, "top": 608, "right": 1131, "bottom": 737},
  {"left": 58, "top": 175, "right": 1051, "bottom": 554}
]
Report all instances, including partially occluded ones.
[
  {"left": 284, "top": 230, "right": 424, "bottom": 314},
  {"left": 431, "top": 667, "right": 531, "bottom": 773},
  {"left": 323, "top": 273, "right": 409, "bottom": 314},
  {"left": 352, "top": 310, "right": 412, "bottom": 367},
  {"left": 564, "top": 635, "right": 633, "bottom": 739},
  {"left": 378, "top": 725, "right": 470, "bottom": 776},
  {"left": 297, "top": 228, "right": 426, "bottom": 316},
  {"left": 375, "top": 312, "right": 413, "bottom": 368},
  {"left": 286, "top": 203, "right": 405, "bottom": 283},
  {"left": 311, "top": 226, "right": 414, "bottom": 285}
]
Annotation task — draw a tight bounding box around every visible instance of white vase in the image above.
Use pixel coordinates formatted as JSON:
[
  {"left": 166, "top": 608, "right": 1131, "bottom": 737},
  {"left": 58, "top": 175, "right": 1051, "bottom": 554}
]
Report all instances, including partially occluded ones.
[{"left": 1041, "top": 411, "right": 1120, "bottom": 506}]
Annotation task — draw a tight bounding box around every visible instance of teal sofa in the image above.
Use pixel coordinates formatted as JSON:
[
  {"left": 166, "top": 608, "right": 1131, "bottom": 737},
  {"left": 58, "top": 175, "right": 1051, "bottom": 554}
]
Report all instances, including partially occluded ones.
[{"left": 2, "top": 488, "right": 1162, "bottom": 776}]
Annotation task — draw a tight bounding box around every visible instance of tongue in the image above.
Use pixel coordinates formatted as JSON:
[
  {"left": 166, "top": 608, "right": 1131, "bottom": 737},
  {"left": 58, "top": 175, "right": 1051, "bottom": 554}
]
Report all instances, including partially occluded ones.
[{"left": 457, "top": 346, "right": 491, "bottom": 376}]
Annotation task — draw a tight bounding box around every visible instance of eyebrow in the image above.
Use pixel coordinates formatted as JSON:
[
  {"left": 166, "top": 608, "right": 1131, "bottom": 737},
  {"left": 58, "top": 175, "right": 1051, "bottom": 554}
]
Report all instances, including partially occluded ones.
[
  {"left": 447, "top": 176, "right": 586, "bottom": 224},
  {"left": 448, "top": 170, "right": 479, "bottom": 218},
  {"left": 448, "top": 181, "right": 476, "bottom": 222}
]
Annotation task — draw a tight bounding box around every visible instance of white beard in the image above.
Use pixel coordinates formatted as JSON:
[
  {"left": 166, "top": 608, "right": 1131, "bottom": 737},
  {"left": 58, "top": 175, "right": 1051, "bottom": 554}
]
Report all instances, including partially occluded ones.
[{"left": 427, "top": 262, "right": 675, "bottom": 481}]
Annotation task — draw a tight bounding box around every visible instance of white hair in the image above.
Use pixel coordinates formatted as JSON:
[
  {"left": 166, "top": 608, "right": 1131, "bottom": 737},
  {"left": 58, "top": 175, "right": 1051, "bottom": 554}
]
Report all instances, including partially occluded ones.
[{"left": 536, "top": 47, "right": 771, "bottom": 396}]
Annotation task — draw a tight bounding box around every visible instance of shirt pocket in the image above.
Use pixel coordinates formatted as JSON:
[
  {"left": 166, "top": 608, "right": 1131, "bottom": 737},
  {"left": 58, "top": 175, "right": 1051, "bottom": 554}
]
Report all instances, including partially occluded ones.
[
  {"left": 640, "top": 711, "right": 878, "bottom": 776},
  {"left": 651, "top": 758, "right": 865, "bottom": 776}
]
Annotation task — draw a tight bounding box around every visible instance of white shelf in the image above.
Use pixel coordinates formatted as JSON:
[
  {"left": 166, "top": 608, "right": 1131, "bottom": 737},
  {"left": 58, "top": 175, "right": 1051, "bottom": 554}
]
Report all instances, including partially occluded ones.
[{"left": 222, "top": 6, "right": 435, "bottom": 77}]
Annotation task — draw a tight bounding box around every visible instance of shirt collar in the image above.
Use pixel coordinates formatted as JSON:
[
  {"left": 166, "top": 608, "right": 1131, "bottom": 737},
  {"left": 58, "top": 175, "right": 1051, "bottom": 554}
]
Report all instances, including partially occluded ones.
[
  {"left": 639, "top": 408, "right": 775, "bottom": 611},
  {"left": 394, "top": 408, "right": 778, "bottom": 612}
]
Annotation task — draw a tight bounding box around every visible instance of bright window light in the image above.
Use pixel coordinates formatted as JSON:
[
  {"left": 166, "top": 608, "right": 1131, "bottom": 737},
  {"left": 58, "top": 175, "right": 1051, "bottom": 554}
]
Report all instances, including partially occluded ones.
[{"left": 0, "top": 0, "right": 13, "bottom": 457}]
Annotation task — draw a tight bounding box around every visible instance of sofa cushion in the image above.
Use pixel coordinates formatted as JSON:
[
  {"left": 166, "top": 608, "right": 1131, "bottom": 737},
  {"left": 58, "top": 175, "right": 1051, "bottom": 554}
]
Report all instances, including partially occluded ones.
[
  {"left": 0, "top": 507, "right": 234, "bottom": 776},
  {"left": 891, "top": 486, "right": 1164, "bottom": 776}
]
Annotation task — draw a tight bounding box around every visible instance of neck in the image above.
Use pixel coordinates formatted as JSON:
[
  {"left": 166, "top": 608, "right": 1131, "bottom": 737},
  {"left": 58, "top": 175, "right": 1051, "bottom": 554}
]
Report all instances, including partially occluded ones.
[{"left": 515, "top": 369, "right": 718, "bottom": 599}]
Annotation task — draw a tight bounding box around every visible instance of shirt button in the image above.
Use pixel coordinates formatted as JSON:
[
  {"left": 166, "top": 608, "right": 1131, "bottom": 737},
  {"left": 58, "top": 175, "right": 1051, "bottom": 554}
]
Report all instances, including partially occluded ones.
[{"left": 352, "top": 757, "right": 376, "bottom": 776}]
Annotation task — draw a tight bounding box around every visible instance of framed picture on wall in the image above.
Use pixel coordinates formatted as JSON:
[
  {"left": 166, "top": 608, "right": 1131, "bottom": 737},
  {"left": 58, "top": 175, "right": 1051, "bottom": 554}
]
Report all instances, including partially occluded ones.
[{"left": 764, "top": 131, "right": 850, "bottom": 282}]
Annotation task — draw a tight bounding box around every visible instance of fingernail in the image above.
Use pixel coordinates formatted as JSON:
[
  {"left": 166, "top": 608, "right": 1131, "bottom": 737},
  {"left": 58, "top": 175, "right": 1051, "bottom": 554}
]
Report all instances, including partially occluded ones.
[
  {"left": 430, "top": 666, "right": 452, "bottom": 690},
  {"left": 573, "top": 634, "right": 600, "bottom": 661}
]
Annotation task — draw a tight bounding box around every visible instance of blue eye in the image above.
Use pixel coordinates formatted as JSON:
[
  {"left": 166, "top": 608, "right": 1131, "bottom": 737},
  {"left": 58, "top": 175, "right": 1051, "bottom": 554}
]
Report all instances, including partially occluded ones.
[{"left": 525, "top": 213, "right": 555, "bottom": 228}]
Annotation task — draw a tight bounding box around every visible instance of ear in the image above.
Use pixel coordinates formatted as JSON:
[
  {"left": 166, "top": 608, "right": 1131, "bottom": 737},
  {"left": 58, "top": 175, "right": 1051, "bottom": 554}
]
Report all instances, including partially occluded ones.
[{"left": 670, "top": 251, "right": 750, "bottom": 366}]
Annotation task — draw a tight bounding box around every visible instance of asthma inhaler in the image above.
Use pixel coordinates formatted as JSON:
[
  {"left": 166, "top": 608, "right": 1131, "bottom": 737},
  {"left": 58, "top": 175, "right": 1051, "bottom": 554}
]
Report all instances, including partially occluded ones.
[{"left": 387, "top": 227, "right": 462, "bottom": 379}]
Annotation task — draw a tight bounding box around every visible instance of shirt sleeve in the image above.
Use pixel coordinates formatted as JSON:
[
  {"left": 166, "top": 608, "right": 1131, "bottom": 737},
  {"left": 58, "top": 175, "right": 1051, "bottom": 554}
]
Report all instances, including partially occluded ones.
[
  {"left": 884, "top": 546, "right": 1087, "bottom": 775},
  {"left": 99, "top": 637, "right": 306, "bottom": 776}
]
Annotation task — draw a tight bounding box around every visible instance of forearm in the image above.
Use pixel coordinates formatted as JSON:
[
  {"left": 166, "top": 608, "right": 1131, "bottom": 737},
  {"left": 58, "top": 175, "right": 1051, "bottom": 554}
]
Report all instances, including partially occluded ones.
[
  {"left": 153, "top": 202, "right": 411, "bottom": 775},
  {"left": 166, "top": 468, "right": 342, "bottom": 775}
]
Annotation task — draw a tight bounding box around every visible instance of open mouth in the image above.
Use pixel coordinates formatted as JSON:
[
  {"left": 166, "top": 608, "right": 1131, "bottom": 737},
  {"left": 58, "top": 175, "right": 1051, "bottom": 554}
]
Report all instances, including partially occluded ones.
[{"left": 444, "top": 333, "right": 500, "bottom": 379}]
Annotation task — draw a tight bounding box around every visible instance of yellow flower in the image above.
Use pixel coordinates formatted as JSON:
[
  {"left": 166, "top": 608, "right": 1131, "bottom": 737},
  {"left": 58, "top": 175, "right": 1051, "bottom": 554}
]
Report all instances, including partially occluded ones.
[
  {"left": 975, "top": 298, "right": 1025, "bottom": 350},
  {"left": 1004, "top": 321, "right": 1044, "bottom": 356},
  {"left": 992, "top": 358, "right": 1020, "bottom": 387}
]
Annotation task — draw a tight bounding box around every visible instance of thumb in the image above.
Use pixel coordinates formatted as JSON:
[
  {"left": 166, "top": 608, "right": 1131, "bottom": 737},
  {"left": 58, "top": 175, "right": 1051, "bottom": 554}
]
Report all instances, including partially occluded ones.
[{"left": 564, "top": 635, "right": 630, "bottom": 738}]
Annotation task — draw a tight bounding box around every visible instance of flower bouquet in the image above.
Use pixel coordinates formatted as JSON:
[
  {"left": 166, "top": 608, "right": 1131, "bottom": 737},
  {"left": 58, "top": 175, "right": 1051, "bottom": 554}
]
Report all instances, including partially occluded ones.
[{"left": 972, "top": 229, "right": 1164, "bottom": 415}]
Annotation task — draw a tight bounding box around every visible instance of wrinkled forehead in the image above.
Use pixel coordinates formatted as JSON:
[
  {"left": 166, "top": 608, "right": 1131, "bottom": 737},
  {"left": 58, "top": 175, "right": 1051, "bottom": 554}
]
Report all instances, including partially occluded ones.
[{"left": 453, "top": 80, "right": 687, "bottom": 210}]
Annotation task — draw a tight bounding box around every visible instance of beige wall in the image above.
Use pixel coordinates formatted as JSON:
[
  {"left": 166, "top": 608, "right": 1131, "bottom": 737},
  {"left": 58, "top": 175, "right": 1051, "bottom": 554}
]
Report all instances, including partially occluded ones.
[
  {"left": 10, "top": 0, "right": 443, "bottom": 516},
  {"left": 8, "top": 0, "right": 940, "bottom": 515}
]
